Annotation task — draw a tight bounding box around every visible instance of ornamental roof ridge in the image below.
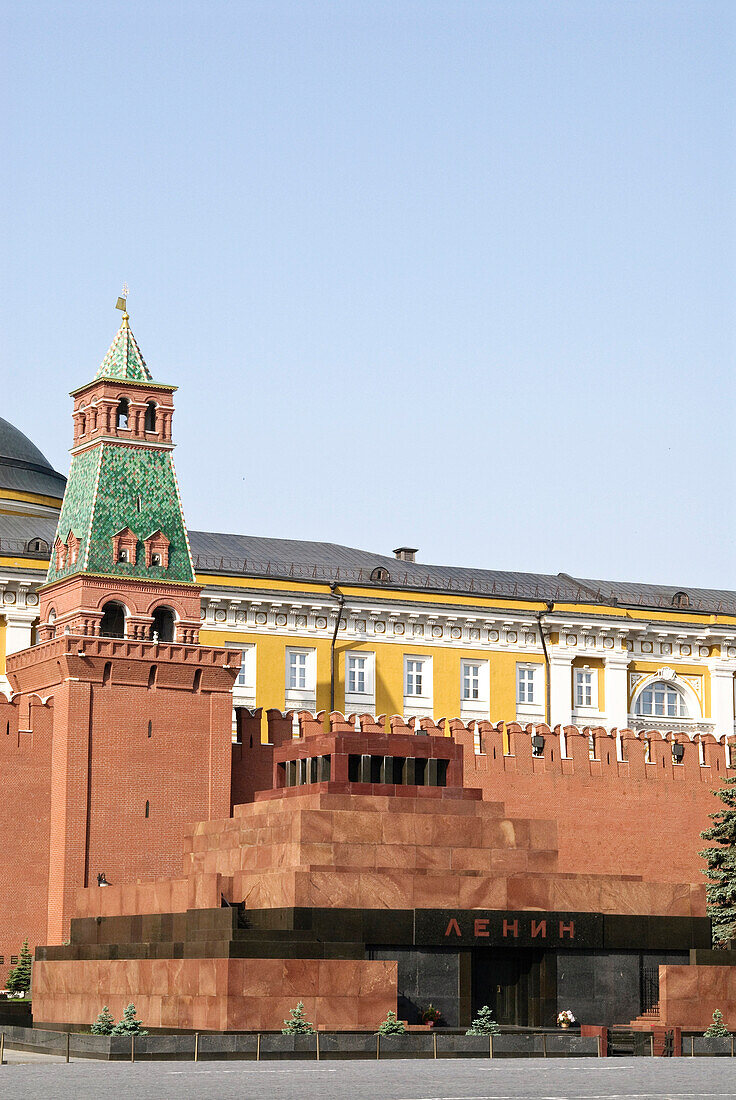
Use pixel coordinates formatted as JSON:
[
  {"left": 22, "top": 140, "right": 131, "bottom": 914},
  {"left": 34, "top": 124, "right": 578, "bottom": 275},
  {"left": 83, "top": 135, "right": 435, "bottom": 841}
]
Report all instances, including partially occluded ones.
[{"left": 95, "top": 315, "right": 153, "bottom": 383}]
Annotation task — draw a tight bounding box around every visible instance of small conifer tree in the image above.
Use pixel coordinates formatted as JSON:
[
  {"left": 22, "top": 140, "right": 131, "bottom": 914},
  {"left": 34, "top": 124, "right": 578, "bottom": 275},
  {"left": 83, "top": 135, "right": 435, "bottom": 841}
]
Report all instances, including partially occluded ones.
[
  {"left": 704, "top": 1009, "right": 730, "bottom": 1037},
  {"left": 111, "top": 1003, "right": 147, "bottom": 1035},
  {"left": 377, "top": 1010, "right": 405, "bottom": 1035},
  {"left": 91, "top": 1006, "right": 116, "bottom": 1035},
  {"left": 281, "top": 1001, "right": 315, "bottom": 1034},
  {"left": 6, "top": 939, "right": 32, "bottom": 996},
  {"left": 700, "top": 775, "right": 736, "bottom": 945},
  {"left": 466, "top": 1005, "right": 501, "bottom": 1035}
]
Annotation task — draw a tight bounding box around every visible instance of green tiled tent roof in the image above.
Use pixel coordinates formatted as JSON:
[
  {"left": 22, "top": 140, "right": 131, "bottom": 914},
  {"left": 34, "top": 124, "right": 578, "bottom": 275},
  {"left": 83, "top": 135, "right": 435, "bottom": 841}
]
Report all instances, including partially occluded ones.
[
  {"left": 47, "top": 444, "right": 195, "bottom": 585},
  {"left": 96, "top": 316, "right": 153, "bottom": 382}
]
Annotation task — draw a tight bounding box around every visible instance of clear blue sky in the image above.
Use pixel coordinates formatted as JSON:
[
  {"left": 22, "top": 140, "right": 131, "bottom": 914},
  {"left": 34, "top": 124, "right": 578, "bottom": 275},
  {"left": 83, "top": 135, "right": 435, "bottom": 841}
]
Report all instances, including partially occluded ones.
[{"left": 2, "top": 1, "right": 734, "bottom": 587}]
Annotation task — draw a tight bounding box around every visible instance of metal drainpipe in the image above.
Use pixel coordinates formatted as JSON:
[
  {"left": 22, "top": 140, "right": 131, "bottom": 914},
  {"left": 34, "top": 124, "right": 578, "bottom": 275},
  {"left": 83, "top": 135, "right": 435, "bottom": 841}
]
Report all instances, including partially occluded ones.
[
  {"left": 536, "top": 601, "right": 554, "bottom": 726},
  {"left": 329, "top": 583, "right": 345, "bottom": 715}
]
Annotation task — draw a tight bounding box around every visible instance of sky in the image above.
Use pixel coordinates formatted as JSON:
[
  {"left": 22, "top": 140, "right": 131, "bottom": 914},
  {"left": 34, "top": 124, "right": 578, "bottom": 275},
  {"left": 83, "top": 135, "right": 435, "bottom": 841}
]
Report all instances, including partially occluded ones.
[{"left": 1, "top": 1, "right": 734, "bottom": 588}]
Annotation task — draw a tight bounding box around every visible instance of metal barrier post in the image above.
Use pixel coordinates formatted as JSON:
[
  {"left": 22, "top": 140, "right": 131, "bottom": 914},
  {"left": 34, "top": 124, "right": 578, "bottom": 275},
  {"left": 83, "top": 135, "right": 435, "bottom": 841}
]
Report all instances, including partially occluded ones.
[
  {"left": 489, "top": 1034, "right": 493, "bottom": 1058},
  {"left": 0, "top": 1032, "right": 4, "bottom": 1065},
  {"left": 542, "top": 1032, "right": 547, "bottom": 1058},
  {"left": 691, "top": 1035, "right": 695, "bottom": 1057},
  {"left": 256, "top": 1033, "right": 261, "bottom": 1061},
  {"left": 597, "top": 1034, "right": 602, "bottom": 1058},
  {"left": 194, "top": 1032, "right": 199, "bottom": 1062},
  {"left": 316, "top": 1030, "right": 320, "bottom": 1061},
  {"left": 131, "top": 1034, "right": 135, "bottom": 1063},
  {"left": 433, "top": 1031, "right": 437, "bottom": 1059},
  {"left": 376, "top": 1032, "right": 380, "bottom": 1060},
  {"left": 649, "top": 1034, "right": 654, "bottom": 1058},
  {"left": 66, "top": 1031, "right": 70, "bottom": 1063}
]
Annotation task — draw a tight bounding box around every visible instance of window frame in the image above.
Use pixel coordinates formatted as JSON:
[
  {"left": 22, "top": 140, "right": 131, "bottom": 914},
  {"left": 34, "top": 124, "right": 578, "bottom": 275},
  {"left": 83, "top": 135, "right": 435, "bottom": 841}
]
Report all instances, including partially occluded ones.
[
  {"left": 635, "top": 681, "right": 687, "bottom": 719},
  {"left": 344, "top": 650, "right": 376, "bottom": 712},
  {"left": 403, "top": 653, "right": 433, "bottom": 716},
  {"left": 516, "top": 664, "right": 538, "bottom": 705},
  {"left": 460, "top": 658, "right": 490, "bottom": 718},
  {"left": 284, "top": 646, "right": 317, "bottom": 709},
  {"left": 574, "top": 667, "right": 598, "bottom": 710}
]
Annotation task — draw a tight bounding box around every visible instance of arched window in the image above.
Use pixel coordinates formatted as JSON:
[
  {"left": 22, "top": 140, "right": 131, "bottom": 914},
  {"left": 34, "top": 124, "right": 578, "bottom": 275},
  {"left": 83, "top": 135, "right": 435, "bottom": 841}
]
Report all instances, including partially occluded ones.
[
  {"left": 26, "top": 538, "right": 50, "bottom": 555},
  {"left": 100, "top": 601, "right": 126, "bottom": 638},
  {"left": 48, "top": 608, "right": 57, "bottom": 639},
  {"left": 116, "top": 398, "right": 129, "bottom": 429},
  {"left": 144, "top": 401, "right": 157, "bottom": 432},
  {"left": 151, "top": 606, "right": 175, "bottom": 642},
  {"left": 636, "top": 681, "right": 688, "bottom": 719}
]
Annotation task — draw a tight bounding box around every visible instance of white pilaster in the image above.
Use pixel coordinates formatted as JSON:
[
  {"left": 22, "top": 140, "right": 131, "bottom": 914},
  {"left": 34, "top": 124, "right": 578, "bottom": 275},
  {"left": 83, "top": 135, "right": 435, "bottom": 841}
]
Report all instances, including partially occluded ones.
[
  {"left": 3, "top": 610, "right": 37, "bottom": 657},
  {"left": 1, "top": 609, "right": 37, "bottom": 697},
  {"left": 549, "top": 652, "right": 574, "bottom": 728},
  {"left": 708, "top": 661, "right": 735, "bottom": 740},
  {"left": 604, "top": 653, "right": 630, "bottom": 731}
]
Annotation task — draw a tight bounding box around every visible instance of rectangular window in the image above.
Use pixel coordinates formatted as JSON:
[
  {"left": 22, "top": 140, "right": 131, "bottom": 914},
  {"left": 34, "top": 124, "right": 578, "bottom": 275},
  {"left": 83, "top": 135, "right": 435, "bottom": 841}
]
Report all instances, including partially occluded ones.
[
  {"left": 517, "top": 666, "right": 535, "bottom": 704},
  {"left": 405, "top": 659, "right": 424, "bottom": 696},
  {"left": 347, "top": 654, "right": 367, "bottom": 694},
  {"left": 575, "top": 668, "right": 596, "bottom": 708},
  {"left": 460, "top": 659, "right": 490, "bottom": 719},
  {"left": 403, "top": 655, "right": 433, "bottom": 716},
  {"left": 231, "top": 642, "right": 257, "bottom": 686},
  {"left": 345, "top": 651, "right": 375, "bottom": 711},
  {"left": 284, "top": 647, "right": 317, "bottom": 709},
  {"left": 288, "top": 650, "right": 307, "bottom": 690},
  {"left": 462, "top": 662, "right": 480, "bottom": 700}
]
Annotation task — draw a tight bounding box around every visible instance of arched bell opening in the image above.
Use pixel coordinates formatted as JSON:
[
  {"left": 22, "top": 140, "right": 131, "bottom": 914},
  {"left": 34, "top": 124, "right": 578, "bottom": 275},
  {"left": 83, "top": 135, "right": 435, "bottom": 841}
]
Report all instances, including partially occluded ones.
[
  {"left": 100, "top": 601, "right": 126, "bottom": 639},
  {"left": 151, "top": 606, "right": 176, "bottom": 643}
]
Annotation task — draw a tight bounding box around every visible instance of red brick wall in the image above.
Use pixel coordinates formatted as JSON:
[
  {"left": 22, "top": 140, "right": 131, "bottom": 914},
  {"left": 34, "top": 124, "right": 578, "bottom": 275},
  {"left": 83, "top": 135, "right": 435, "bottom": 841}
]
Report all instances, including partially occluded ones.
[
  {"left": 4, "top": 636, "right": 238, "bottom": 952},
  {"left": 454, "top": 722, "right": 732, "bottom": 886},
  {"left": 0, "top": 696, "right": 54, "bottom": 986}
]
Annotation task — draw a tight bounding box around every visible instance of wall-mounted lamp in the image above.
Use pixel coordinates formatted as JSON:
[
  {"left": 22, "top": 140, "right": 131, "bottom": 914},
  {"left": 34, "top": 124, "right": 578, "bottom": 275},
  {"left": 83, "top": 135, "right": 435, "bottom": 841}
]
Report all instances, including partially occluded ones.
[
  {"left": 531, "top": 733, "right": 545, "bottom": 756},
  {"left": 97, "top": 872, "right": 110, "bottom": 887}
]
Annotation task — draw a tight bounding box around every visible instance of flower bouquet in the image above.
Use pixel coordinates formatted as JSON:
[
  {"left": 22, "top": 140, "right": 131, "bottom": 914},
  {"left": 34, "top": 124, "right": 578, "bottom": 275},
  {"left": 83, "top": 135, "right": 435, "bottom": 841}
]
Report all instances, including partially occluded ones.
[{"left": 557, "top": 1009, "right": 576, "bottom": 1029}]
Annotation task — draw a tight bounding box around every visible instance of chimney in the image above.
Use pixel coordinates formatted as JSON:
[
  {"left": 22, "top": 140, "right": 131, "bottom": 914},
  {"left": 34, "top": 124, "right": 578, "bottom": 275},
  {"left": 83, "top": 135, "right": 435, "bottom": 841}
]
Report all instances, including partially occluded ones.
[{"left": 393, "top": 547, "right": 418, "bottom": 563}]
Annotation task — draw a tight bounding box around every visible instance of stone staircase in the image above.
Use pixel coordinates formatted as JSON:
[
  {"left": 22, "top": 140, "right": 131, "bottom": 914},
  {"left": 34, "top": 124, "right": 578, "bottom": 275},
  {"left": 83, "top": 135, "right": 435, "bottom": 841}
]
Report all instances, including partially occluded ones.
[{"left": 629, "top": 1005, "right": 661, "bottom": 1029}]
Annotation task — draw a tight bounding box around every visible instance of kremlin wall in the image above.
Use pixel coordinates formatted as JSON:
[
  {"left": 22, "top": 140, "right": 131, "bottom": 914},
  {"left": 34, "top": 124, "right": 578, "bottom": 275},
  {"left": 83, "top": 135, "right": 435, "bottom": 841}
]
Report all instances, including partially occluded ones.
[{"left": 0, "top": 304, "right": 735, "bottom": 1033}]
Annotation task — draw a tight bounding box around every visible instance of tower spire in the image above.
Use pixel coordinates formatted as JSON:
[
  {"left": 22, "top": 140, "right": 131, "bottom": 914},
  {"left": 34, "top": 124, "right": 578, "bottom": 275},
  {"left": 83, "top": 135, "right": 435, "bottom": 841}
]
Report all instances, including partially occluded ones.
[{"left": 97, "top": 287, "right": 152, "bottom": 382}]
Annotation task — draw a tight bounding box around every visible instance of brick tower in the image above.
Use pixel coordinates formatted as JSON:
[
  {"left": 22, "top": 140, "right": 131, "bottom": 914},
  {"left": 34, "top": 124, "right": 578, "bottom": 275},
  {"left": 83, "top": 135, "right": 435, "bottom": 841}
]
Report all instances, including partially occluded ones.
[{"left": 5, "top": 298, "right": 240, "bottom": 945}]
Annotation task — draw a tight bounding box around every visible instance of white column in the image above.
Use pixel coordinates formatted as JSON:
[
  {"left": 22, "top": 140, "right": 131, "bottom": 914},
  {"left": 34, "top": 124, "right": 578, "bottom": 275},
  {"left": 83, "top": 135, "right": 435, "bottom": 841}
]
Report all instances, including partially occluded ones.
[
  {"left": 549, "top": 652, "right": 574, "bottom": 728},
  {"left": 604, "top": 653, "right": 630, "bottom": 731},
  {"left": 1, "top": 609, "right": 37, "bottom": 697},
  {"left": 4, "top": 611, "right": 37, "bottom": 657},
  {"left": 708, "top": 661, "right": 735, "bottom": 740}
]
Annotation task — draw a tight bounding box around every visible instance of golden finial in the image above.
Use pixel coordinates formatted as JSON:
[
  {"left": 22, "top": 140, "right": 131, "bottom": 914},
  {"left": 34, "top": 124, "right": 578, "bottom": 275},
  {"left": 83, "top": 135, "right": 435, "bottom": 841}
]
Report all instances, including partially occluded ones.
[{"left": 115, "top": 284, "right": 130, "bottom": 322}]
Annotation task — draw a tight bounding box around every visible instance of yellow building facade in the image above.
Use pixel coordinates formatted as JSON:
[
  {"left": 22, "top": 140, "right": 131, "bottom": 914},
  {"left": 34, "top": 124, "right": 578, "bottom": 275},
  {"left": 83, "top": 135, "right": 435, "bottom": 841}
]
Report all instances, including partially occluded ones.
[{"left": 1, "top": 412, "right": 735, "bottom": 745}]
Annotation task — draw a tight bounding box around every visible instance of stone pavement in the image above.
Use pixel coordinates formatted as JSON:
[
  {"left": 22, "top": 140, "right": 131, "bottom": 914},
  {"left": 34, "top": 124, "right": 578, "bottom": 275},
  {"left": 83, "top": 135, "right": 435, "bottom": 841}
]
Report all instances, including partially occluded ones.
[{"left": 0, "top": 1056, "right": 735, "bottom": 1099}]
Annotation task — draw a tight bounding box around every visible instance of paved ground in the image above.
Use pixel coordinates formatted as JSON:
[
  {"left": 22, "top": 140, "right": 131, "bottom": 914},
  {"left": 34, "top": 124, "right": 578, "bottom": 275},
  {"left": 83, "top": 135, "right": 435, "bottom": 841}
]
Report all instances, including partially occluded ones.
[{"left": 0, "top": 1057, "right": 734, "bottom": 1100}]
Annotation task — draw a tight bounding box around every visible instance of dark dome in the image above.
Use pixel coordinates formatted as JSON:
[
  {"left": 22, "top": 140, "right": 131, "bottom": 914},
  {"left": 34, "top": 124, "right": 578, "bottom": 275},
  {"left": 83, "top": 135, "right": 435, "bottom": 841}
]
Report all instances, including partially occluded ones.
[{"left": 0, "top": 417, "right": 66, "bottom": 500}]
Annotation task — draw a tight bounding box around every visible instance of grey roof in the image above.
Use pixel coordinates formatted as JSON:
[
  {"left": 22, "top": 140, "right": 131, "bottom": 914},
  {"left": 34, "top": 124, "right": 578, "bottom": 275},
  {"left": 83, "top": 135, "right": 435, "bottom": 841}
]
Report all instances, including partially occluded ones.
[
  {"left": 0, "top": 418, "right": 66, "bottom": 499},
  {"left": 187, "top": 529, "right": 736, "bottom": 614},
  {"left": 2, "top": 510, "right": 735, "bottom": 616},
  {"left": 0, "top": 514, "right": 56, "bottom": 560}
]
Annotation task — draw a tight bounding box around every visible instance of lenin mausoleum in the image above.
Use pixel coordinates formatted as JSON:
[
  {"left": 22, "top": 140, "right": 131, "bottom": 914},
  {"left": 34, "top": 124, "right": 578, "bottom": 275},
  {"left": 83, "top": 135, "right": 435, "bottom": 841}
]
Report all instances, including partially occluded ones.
[{"left": 0, "top": 301, "right": 734, "bottom": 1034}]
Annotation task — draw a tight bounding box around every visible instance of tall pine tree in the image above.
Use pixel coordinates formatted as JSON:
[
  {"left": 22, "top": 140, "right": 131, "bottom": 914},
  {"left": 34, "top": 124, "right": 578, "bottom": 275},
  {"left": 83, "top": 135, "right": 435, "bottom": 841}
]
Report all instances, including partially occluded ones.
[{"left": 700, "top": 775, "right": 736, "bottom": 945}]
